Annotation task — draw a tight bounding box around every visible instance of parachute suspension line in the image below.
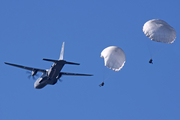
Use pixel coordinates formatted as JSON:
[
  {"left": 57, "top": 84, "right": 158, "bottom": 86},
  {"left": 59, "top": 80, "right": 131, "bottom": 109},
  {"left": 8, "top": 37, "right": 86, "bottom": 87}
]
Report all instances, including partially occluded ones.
[
  {"left": 101, "top": 65, "right": 113, "bottom": 84},
  {"left": 146, "top": 40, "right": 166, "bottom": 59},
  {"left": 151, "top": 45, "right": 167, "bottom": 58},
  {"left": 101, "top": 61, "right": 114, "bottom": 82},
  {"left": 146, "top": 39, "right": 153, "bottom": 59},
  {"left": 103, "top": 71, "right": 114, "bottom": 82},
  {"left": 103, "top": 61, "right": 114, "bottom": 82},
  {"left": 101, "top": 59, "right": 111, "bottom": 82},
  {"left": 99, "top": 64, "right": 106, "bottom": 87},
  {"left": 102, "top": 63, "right": 105, "bottom": 82}
]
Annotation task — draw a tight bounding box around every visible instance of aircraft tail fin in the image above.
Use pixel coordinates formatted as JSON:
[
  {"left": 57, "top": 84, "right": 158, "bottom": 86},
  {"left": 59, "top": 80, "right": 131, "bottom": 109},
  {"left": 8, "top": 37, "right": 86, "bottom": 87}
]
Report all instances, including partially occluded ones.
[
  {"left": 43, "top": 42, "right": 80, "bottom": 65},
  {"left": 59, "top": 42, "right": 65, "bottom": 60}
]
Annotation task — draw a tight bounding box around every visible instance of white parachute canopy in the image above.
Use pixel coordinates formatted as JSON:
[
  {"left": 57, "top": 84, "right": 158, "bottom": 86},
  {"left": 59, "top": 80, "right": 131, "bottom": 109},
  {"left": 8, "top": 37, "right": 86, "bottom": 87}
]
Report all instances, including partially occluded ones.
[
  {"left": 143, "top": 19, "right": 176, "bottom": 43},
  {"left": 101, "top": 46, "right": 125, "bottom": 71}
]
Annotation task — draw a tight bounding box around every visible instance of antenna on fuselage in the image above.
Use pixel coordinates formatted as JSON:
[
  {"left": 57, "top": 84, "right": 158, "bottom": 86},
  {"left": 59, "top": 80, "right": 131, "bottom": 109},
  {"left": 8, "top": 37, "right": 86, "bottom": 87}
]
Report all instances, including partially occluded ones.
[{"left": 59, "top": 42, "right": 65, "bottom": 60}]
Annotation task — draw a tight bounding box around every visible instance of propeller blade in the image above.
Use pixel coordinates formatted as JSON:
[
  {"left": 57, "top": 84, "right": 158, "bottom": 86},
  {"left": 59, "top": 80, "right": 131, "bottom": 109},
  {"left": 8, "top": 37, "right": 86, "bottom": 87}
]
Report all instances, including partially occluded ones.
[
  {"left": 58, "top": 79, "right": 63, "bottom": 82},
  {"left": 26, "top": 71, "right": 39, "bottom": 80}
]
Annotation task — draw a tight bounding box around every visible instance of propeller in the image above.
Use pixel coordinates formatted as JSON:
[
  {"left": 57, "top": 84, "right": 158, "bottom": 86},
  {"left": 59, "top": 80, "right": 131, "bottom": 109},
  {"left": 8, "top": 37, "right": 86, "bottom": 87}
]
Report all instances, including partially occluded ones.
[
  {"left": 26, "top": 70, "right": 39, "bottom": 80},
  {"left": 56, "top": 73, "right": 63, "bottom": 82},
  {"left": 58, "top": 79, "right": 63, "bottom": 82}
]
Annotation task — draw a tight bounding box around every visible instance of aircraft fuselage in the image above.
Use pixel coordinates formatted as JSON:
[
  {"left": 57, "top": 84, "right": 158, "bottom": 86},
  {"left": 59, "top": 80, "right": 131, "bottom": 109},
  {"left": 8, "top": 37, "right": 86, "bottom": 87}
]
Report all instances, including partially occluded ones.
[{"left": 34, "top": 61, "right": 65, "bottom": 89}]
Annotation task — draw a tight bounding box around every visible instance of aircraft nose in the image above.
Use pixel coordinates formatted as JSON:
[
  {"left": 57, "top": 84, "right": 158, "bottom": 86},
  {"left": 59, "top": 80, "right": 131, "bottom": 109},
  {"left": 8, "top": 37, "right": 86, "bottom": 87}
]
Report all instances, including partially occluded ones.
[
  {"left": 34, "top": 78, "right": 46, "bottom": 89},
  {"left": 34, "top": 82, "right": 45, "bottom": 89},
  {"left": 34, "top": 82, "right": 40, "bottom": 89},
  {"left": 34, "top": 79, "right": 41, "bottom": 89}
]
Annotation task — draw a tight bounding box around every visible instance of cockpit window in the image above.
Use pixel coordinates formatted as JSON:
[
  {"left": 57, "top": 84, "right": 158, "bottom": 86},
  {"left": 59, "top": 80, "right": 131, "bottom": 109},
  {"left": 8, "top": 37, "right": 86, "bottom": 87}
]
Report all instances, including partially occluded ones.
[{"left": 41, "top": 72, "right": 47, "bottom": 77}]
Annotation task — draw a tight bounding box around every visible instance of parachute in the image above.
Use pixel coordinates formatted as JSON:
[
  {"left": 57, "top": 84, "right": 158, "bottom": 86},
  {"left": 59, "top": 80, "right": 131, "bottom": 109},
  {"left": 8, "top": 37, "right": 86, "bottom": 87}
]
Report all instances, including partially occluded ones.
[
  {"left": 143, "top": 19, "right": 176, "bottom": 43},
  {"left": 101, "top": 46, "right": 125, "bottom": 71}
]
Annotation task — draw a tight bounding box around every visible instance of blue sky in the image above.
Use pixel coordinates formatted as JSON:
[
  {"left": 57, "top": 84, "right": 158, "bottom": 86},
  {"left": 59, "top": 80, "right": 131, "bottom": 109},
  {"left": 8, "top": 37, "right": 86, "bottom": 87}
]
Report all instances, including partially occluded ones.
[{"left": 1, "top": 0, "right": 180, "bottom": 120}]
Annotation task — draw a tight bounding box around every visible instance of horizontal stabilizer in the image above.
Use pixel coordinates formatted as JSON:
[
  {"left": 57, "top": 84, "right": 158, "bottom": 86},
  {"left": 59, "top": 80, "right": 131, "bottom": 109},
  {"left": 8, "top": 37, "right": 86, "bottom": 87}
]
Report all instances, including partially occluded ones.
[
  {"left": 65, "top": 61, "right": 80, "bottom": 65},
  {"left": 60, "top": 72, "right": 93, "bottom": 76},
  {"left": 43, "top": 59, "right": 80, "bottom": 65},
  {"left": 43, "top": 59, "right": 59, "bottom": 63}
]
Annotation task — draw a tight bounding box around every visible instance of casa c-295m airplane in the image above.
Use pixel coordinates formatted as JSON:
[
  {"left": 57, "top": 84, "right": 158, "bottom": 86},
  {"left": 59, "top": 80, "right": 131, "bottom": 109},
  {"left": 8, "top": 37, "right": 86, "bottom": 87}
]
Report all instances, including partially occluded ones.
[{"left": 5, "top": 42, "right": 93, "bottom": 89}]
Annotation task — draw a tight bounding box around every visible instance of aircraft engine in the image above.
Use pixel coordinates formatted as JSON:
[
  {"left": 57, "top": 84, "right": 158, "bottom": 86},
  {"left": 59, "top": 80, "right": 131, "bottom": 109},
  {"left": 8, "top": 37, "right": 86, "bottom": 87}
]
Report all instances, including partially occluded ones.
[
  {"left": 31, "top": 70, "right": 38, "bottom": 76},
  {"left": 56, "top": 73, "right": 62, "bottom": 80}
]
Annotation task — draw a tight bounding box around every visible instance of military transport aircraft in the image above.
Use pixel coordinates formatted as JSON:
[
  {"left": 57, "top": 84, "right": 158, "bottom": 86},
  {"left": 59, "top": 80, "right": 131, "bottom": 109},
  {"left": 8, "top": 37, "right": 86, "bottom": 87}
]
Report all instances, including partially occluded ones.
[{"left": 5, "top": 42, "right": 93, "bottom": 89}]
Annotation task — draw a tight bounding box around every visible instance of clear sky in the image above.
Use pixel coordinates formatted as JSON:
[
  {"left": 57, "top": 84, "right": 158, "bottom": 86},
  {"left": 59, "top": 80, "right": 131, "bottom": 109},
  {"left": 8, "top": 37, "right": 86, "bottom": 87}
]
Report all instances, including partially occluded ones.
[{"left": 1, "top": 0, "right": 180, "bottom": 120}]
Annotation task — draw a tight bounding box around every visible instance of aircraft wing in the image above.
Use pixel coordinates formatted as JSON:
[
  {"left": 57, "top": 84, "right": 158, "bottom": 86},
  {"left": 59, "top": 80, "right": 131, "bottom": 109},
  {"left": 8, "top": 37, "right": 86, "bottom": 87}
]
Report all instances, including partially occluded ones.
[
  {"left": 60, "top": 72, "right": 93, "bottom": 76},
  {"left": 4, "top": 62, "right": 47, "bottom": 73}
]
